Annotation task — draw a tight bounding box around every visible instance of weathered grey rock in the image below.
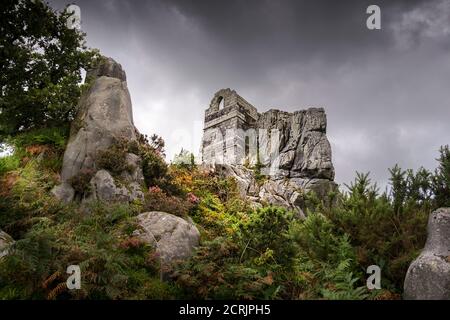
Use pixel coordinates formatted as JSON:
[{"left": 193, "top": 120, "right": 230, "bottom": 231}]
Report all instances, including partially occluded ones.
[
  {"left": 290, "top": 177, "right": 338, "bottom": 200},
  {"left": 257, "top": 108, "right": 334, "bottom": 180},
  {"left": 85, "top": 169, "right": 144, "bottom": 203},
  {"left": 60, "top": 75, "right": 137, "bottom": 182},
  {"left": 52, "top": 57, "right": 144, "bottom": 203},
  {"left": 214, "top": 164, "right": 259, "bottom": 197},
  {"left": 404, "top": 208, "right": 450, "bottom": 300},
  {"left": 86, "top": 57, "right": 126, "bottom": 82},
  {"left": 51, "top": 182, "right": 75, "bottom": 203},
  {"left": 120, "top": 153, "right": 145, "bottom": 185},
  {"left": 258, "top": 179, "right": 305, "bottom": 218},
  {"left": 0, "top": 230, "right": 14, "bottom": 259},
  {"left": 135, "top": 212, "right": 200, "bottom": 264}
]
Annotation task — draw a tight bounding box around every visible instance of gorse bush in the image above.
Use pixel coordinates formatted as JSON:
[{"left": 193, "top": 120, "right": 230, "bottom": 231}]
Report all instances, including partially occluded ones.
[
  {"left": 432, "top": 145, "right": 450, "bottom": 207},
  {"left": 289, "top": 212, "right": 368, "bottom": 299},
  {"left": 302, "top": 166, "right": 433, "bottom": 293},
  {"left": 237, "top": 207, "right": 296, "bottom": 267},
  {"left": 126, "top": 133, "right": 180, "bottom": 195},
  {"left": 141, "top": 148, "right": 169, "bottom": 187}
]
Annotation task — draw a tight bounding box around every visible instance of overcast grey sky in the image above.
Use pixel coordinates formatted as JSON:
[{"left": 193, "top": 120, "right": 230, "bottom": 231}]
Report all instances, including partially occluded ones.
[{"left": 51, "top": 0, "right": 450, "bottom": 189}]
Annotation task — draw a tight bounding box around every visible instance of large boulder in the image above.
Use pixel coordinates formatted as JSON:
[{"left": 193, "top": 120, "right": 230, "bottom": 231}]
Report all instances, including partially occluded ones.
[
  {"left": 52, "top": 57, "right": 144, "bottom": 203},
  {"left": 51, "top": 182, "right": 75, "bottom": 204},
  {"left": 135, "top": 212, "right": 200, "bottom": 265},
  {"left": 0, "top": 230, "right": 14, "bottom": 259},
  {"left": 403, "top": 208, "right": 450, "bottom": 300}
]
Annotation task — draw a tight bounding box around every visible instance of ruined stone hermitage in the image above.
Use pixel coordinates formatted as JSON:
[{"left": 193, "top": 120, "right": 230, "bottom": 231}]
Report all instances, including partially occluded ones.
[
  {"left": 50, "top": 52, "right": 336, "bottom": 220},
  {"left": 201, "top": 88, "right": 337, "bottom": 217}
]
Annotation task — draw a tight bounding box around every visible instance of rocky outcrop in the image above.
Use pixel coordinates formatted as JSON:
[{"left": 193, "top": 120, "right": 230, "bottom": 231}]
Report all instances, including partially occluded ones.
[
  {"left": 257, "top": 108, "right": 334, "bottom": 180},
  {"left": 52, "top": 57, "right": 144, "bottom": 203},
  {"left": 134, "top": 212, "right": 200, "bottom": 264},
  {"left": 84, "top": 169, "right": 144, "bottom": 203},
  {"left": 0, "top": 230, "right": 14, "bottom": 259},
  {"left": 213, "top": 164, "right": 259, "bottom": 198},
  {"left": 403, "top": 208, "right": 450, "bottom": 300},
  {"left": 211, "top": 164, "right": 337, "bottom": 218},
  {"left": 201, "top": 89, "right": 336, "bottom": 216}
]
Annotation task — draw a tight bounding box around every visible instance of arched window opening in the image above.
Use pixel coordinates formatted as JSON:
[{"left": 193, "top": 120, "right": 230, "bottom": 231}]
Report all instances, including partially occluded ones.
[{"left": 218, "top": 97, "right": 224, "bottom": 110}]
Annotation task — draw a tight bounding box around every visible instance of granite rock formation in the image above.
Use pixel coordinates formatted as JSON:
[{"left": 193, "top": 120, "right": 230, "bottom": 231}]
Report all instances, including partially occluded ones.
[
  {"left": 201, "top": 89, "right": 336, "bottom": 217},
  {"left": 403, "top": 207, "right": 450, "bottom": 300},
  {"left": 52, "top": 57, "right": 144, "bottom": 203},
  {"left": 135, "top": 212, "right": 200, "bottom": 265}
]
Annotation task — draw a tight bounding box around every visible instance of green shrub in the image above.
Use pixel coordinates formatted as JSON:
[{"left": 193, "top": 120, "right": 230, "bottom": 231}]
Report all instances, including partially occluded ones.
[
  {"left": 68, "top": 169, "right": 95, "bottom": 196},
  {"left": 0, "top": 154, "right": 20, "bottom": 176},
  {"left": 144, "top": 186, "right": 194, "bottom": 217},
  {"left": 1, "top": 127, "right": 69, "bottom": 175},
  {"left": 237, "top": 207, "right": 296, "bottom": 266},
  {"left": 174, "top": 237, "right": 280, "bottom": 299},
  {"left": 141, "top": 148, "right": 168, "bottom": 186},
  {"left": 301, "top": 170, "right": 429, "bottom": 295},
  {"left": 9, "top": 126, "right": 69, "bottom": 151},
  {"left": 287, "top": 212, "right": 367, "bottom": 299},
  {"left": 96, "top": 144, "right": 133, "bottom": 176},
  {"left": 432, "top": 145, "right": 450, "bottom": 207}
]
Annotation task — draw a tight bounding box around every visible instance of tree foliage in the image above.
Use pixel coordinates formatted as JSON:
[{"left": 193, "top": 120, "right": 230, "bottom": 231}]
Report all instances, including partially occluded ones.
[{"left": 0, "top": 0, "right": 96, "bottom": 140}]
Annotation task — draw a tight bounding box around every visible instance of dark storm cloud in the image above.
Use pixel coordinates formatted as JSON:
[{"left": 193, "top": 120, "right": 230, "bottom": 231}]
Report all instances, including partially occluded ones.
[{"left": 50, "top": 0, "right": 450, "bottom": 189}]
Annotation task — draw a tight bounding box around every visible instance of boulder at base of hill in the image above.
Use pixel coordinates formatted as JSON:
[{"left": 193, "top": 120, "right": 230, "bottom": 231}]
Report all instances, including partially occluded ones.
[{"left": 134, "top": 212, "right": 200, "bottom": 265}]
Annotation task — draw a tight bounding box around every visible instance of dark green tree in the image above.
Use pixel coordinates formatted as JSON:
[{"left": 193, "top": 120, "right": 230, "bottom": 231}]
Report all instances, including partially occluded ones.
[
  {"left": 389, "top": 164, "right": 407, "bottom": 215},
  {"left": 0, "top": 0, "right": 96, "bottom": 141},
  {"left": 432, "top": 145, "right": 450, "bottom": 207}
]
